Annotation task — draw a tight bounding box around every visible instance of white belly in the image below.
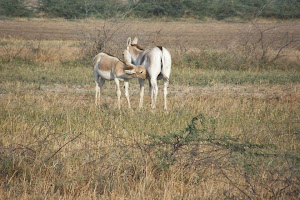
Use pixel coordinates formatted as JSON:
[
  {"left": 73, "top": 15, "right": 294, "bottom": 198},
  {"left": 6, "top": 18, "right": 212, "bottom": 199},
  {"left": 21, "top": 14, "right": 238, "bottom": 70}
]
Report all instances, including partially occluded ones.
[{"left": 97, "top": 69, "right": 114, "bottom": 80}]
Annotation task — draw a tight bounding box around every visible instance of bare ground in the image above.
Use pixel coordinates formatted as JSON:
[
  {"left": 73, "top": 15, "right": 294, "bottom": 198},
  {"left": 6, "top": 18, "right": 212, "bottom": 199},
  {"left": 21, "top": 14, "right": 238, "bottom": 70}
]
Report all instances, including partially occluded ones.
[
  {"left": 1, "top": 18, "right": 300, "bottom": 50},
  {"left": 6, "top": 83, "right": 296, "bottom": 103}
]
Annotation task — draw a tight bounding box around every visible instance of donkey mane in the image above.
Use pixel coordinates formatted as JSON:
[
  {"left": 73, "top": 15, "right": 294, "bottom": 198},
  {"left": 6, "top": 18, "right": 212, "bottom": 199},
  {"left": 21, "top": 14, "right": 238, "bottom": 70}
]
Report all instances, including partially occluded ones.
[{"left": 157, "top": 46, "right": 163, "bottom": 51}]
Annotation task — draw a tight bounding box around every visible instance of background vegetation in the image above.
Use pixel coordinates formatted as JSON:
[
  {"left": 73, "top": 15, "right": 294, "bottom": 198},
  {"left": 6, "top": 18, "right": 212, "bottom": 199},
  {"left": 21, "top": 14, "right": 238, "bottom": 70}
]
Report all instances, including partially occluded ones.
[{"left": 0, "top": 0, "right": 300, "bottom": 19}]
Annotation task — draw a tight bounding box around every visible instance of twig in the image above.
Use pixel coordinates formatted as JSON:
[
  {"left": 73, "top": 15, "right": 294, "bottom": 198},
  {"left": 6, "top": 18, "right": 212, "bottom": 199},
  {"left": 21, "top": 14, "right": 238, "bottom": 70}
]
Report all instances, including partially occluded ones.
[
  {"left": 44, "top": 132, "right": 83, "bottom": 163},
  {"left": 271, "top": 37, "right": 299, "bottom": 63},
  {"left": 219, "top": 167, "right": 252, "bottom": 200},
  {"left": 118, "top": 0, "right": 144, "bottom": 19}
]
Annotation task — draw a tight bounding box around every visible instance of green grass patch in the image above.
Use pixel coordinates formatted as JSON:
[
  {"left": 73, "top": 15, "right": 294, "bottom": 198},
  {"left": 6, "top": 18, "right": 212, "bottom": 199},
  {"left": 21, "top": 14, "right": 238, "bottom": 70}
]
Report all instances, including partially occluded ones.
[
  {"left": 172, "top": 68, "right": 300, "bottom": 86},
  {"left": 1, "top": 58, "right": 299, "bottom": 88}
]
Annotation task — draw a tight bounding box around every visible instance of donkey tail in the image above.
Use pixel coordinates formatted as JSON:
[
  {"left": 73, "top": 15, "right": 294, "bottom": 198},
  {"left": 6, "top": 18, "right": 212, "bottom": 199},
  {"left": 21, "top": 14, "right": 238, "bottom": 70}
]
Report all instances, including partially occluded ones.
[{"left": 157, "top": 46, "right": 171, "bottom": 82}]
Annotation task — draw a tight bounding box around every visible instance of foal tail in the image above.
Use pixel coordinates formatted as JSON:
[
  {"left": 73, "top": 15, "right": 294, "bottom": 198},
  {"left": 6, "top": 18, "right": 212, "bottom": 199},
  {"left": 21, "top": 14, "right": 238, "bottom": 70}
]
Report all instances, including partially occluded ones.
[
  {"left": 93, "top": 53, "right": 103, "bottom": 67},
  {"left": 93, "top": 53, "right": 103, "bottom": 82},
  {"left": 157, "top": 46, "right": 171, "bottom": 82}
]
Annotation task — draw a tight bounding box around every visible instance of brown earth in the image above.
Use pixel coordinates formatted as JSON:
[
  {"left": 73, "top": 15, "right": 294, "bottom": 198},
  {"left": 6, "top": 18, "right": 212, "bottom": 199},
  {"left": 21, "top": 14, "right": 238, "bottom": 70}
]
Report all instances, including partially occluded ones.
[{"left": 1, "top": 18, "right": 299, "bottom": 50}]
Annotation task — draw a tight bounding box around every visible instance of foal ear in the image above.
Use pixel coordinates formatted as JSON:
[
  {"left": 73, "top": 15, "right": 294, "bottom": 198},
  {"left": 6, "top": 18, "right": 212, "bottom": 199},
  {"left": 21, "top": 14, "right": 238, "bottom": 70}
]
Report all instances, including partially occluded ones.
[
  {"left": 124, "top": 64, "right": 134, "bottom": 70},
  {"left": 124, "top": 69, "right": 136, "bottom": 75},
  {"left": 127, "top": 37, "right": 132, "bottom": 47},
  {"left": 132, "top": 37, "right": 138, "bottom": 45}
]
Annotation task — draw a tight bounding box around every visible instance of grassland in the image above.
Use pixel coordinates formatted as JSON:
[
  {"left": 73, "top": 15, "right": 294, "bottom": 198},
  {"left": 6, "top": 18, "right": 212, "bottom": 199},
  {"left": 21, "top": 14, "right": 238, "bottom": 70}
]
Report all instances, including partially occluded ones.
[{"left": 0, "top": 18, "right": 300, "bottom": 199}]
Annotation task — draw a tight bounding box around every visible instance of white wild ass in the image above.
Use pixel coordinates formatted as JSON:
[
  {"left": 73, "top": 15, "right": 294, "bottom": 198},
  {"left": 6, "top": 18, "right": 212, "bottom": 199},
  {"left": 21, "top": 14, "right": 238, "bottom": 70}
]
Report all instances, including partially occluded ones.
[
  {"left": 124, "top": 37, "right": 171, "bottom": 110},
  {"left": 93, "top": 51, "right": 146, "bottom": 109}
]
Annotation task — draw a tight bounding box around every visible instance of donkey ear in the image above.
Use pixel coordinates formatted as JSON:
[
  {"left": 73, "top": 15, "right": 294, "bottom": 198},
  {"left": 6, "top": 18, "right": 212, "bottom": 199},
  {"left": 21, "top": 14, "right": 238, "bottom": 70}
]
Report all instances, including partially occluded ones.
[
  {"left": 132, "top": 37, "right": 138, "bottom": 45},
  {"left": 127, "top": 37, "right": 132, "bottom": 47},
  {"left": 124, "top": 69, "right": 136, "bottom": 75}
]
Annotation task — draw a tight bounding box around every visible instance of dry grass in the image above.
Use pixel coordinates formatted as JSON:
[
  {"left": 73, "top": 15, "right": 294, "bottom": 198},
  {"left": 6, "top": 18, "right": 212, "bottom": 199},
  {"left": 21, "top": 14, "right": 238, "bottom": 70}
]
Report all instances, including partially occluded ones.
[
  {"left": 0, "top": 18, "right": 300, "bottom": 199},
  {"left": 1, "top": 83, "right": 299, "bottom": 199},
  {"left": 0, "top": 37, "right": 80, "bottom": 62}
]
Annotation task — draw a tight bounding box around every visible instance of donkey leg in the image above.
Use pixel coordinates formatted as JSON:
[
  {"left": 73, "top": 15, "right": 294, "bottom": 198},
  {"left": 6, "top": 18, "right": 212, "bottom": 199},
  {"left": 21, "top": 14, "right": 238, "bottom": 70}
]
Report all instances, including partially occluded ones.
[
  {"left": 114, "top": 78, "right": 121, "bottom": 109},
  {"left": 163, "top": 78, "right": 169, "bottom": 110},
  {"left": 150, "top": 78, "right": 158, "bottom": 109},
  {"left": 124, "top": 80, "right": 131, "bottom": 109},
  {"left": 138, "top": 78, "right": 145, "bottom": 109},
  {"left": 148, "top": 79, "right": 152, "bottom": 97}
]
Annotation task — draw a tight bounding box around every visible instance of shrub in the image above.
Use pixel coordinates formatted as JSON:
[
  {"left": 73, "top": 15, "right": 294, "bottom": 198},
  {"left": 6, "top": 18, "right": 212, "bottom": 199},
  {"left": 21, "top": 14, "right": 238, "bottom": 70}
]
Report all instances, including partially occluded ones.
[
  {"left": 0, "top": 0, "right": 32, "bottom": 17},
  {"left": 2, "top": 0, "right": 299, "bottom": 20},
  {"left": 38, "top": 0, "right": 130, "bottom": 19},
  {"left": 146, "top": 113, "right": 300, "bottom": 199}
]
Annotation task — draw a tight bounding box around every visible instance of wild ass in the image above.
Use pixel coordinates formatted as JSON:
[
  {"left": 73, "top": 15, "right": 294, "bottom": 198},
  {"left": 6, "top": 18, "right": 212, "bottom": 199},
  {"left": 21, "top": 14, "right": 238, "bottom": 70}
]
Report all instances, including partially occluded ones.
[
  {"left": 93, "top": 51, "right": 146, "bottom": 109},
  {"left": 124, "top": 37, "right": 171, "bottom": 110}
]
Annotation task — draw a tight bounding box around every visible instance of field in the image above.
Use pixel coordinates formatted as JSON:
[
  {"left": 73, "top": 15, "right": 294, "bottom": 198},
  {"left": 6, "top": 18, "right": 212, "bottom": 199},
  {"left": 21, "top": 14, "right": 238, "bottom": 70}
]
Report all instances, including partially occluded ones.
[{"left": 0, "top": 18, "right": 300, "bottom": 199}]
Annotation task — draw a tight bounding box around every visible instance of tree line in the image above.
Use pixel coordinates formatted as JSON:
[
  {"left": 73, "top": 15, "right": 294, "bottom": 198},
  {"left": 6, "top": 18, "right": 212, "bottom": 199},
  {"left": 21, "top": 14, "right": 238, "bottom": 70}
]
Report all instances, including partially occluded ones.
[{"left": 1, "top": 0, "right": 299, "bottom": 20}]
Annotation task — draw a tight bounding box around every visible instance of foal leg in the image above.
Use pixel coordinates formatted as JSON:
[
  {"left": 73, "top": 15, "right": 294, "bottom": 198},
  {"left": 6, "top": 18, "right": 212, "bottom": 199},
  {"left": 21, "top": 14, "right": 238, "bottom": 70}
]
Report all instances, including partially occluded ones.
[
  {"left": 94, "top": 71, "right": 100, "bottom": 105},
  {"left": 95, "top": 81, "right": 99, "bottom": 105},
  {"left": 124, "top": 80, "right": 131, "bottom": 109},
  {"left": 95, "top": 78, "right": 105, "bottom": 106},
  {"left": 114, "top": 78, "right": 121, "bottom": 109},
  {"left": 98, "top": 78, "right": 105, "bottom": 106}
]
